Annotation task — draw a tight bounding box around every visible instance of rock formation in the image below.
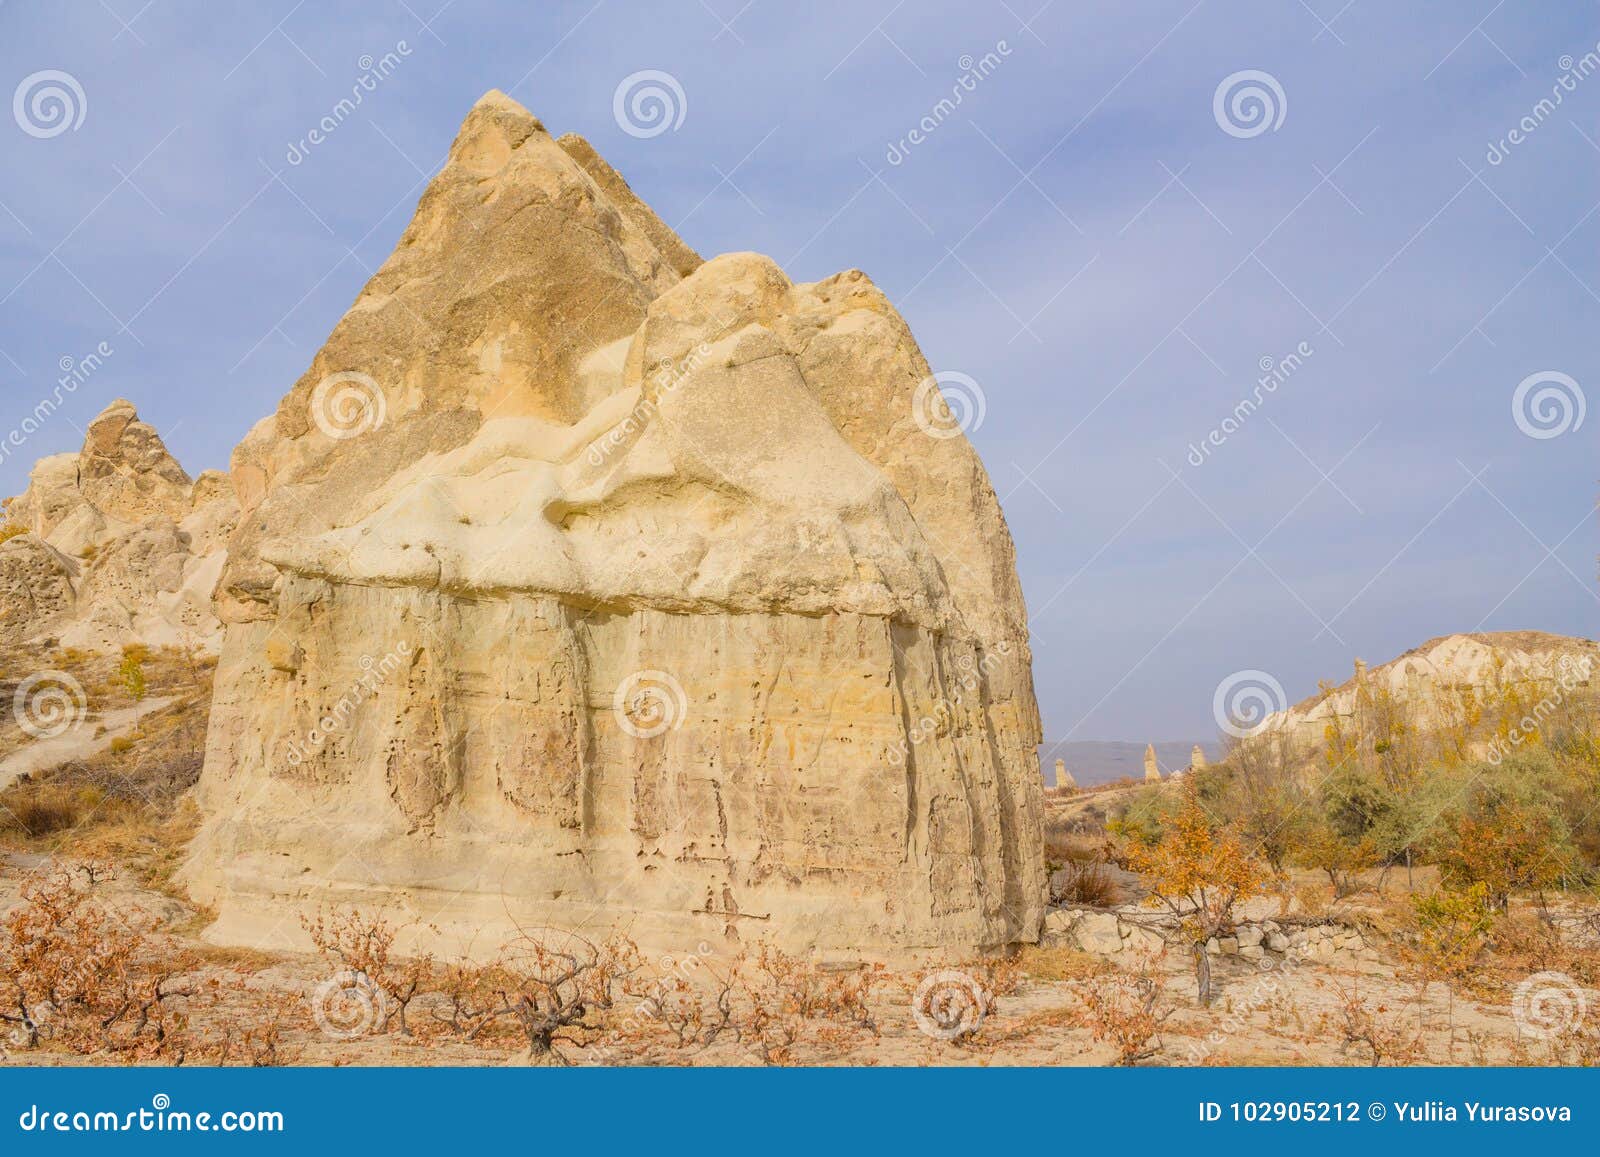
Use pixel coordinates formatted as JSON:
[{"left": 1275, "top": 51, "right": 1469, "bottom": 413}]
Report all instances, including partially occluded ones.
[
  {"left": 1142, "top": 743, "right": 1161, "bottom": 782},
  {"left": 1, "top": 400, "right": 237, "bottom": 653},
  {"left": 1262, "top": 631, "right": 1599, "bottom": 745},
  {"left": 1053, "top": 758, "right": 1076, "bottom": 793},
  {"left": 182, "top": 92, "right": 1045, "bottom": 958},
  {"left": 1189, "top": 745, "right": 1207, "bottom": 770}
]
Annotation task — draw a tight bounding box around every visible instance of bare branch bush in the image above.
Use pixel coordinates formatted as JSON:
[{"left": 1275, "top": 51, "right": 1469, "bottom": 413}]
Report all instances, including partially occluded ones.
[
  {"left": 1325, "top": 981, "right": 1425, "bottom": 1066},
  {"left": 302, "top": 907, "right": 436, "bottom": 1036},
  {"left": 1072, "top": 957, "right": 1172, "bottom": 1065},
  {"left": 0, "top": 868, "right": 196, "bottom": 1059},
  {"left": 491, "top": 930, "right": 641, "bottom": 1063}
]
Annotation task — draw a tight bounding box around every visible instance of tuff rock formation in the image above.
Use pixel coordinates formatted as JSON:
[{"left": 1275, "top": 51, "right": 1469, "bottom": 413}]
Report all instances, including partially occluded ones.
[
  {"left": 1, "top": 400, "right": 237, "bottom": 653},
  {"left": 182, "top": 92, "right": 1045, "bottom": 958},
  {"left": 1142, "top": 743, "right": 1161, "bottom": 782},
  {"left": 1263, "top": 631, "right": 1599, "bottom": 744}
]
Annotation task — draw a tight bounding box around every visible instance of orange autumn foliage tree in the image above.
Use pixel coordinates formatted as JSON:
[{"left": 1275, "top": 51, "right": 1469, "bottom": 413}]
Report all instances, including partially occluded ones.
[
  {"left": 1435, "top": 799, "right": 1572, "bottom": 912},
  {"left": 1124, "top": 783, "right": 1267, "bottom": 1006}
]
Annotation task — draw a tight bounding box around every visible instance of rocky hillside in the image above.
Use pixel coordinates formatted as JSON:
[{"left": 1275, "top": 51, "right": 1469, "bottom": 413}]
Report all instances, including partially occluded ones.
[
  {"left": 1, "top": 400, "right": 237, "bottom": 654},
  {"left": 1262, "top": 631, "right": 1599, "bottom": 746}
]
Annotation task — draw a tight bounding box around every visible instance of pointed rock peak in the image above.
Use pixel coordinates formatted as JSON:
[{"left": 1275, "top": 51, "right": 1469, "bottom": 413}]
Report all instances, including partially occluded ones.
[
  {"left": 84, "top": 398, "right": 142, "bottom": 452},
  {"left": 80, "top": 400, "right": 190, "bottom": 488},
  {"left": 446, "top": 89, "right": 546, "bottom": 175},
  {"left": 460, "top": 87, "right": 545, "bottom": 139},
  {"left": 472, "top": 88, "right": 535, "bottom": 117},
  {"left": 1143, "top": 743, "right": 1161, "bottom": 781},
  {"left": 557, "top": 132, "right": 702, "bottom": 278}
]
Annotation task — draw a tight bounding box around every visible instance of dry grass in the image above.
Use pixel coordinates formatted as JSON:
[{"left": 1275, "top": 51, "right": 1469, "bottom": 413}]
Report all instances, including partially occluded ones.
[
  {"left": 1, "top": 646, "right": 213, "bottom": 891},
  {"left": 1053, "top": 861, "right": 1122, "bottom": 907},
  {"left": 0, "top": 784, "right": 144, "bottom": 838},
  {"left": 1017, "top": 943, "right": 1113, "bottom": 982}
]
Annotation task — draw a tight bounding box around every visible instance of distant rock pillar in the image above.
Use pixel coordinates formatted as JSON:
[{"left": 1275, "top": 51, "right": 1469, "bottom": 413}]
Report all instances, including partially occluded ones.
[
  {"left": 1190, "top": 744, "right": 1207, "bottom": 770},
  {"left": 1054, "top": 759, "right": 1077, "bottom": 792},
  {"left": 1143, "top": 743, "right": 1161, "bottom": 782}
]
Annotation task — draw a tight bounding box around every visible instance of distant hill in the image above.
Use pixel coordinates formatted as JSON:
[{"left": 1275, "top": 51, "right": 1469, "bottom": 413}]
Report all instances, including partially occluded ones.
[
  {"left": 1265, "top": 631, "right": 1598, "bottom": 739},
  {"left": 1039, "top": 740, "right": 1221, "bottom": 787}
]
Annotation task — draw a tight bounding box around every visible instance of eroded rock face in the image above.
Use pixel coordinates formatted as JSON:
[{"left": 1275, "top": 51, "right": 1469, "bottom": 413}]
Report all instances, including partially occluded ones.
[
  {"left": 183, "top": 92, "right": 1044, "bottom": 958},
  {"left": 1, "top": 401, "right": 238, "bottom": 653}
]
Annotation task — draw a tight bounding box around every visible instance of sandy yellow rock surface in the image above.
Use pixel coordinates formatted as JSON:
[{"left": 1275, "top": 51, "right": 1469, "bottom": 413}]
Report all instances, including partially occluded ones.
[{"left": 176, "top": 91, "right": 1044, "bottom": 957}]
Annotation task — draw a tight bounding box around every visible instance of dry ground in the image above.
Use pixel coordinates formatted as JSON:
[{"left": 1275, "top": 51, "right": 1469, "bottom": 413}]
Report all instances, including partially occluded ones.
[
  {"left": 3, "top": 643, "right": 1598, "bottom": 1067},
  {"left": 3, "top": 851, "right": 1597, "bottom": 1067}
]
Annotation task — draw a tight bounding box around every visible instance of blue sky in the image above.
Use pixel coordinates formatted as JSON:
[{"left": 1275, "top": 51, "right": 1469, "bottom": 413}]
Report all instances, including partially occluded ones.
[{"left": 1, "top": 0, "right": 1596, "bottom": 742}]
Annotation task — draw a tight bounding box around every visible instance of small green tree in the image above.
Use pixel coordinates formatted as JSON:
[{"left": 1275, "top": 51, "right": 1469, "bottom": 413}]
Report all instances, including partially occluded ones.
[
  {"left": 117, "top": 646, "right": 148, "bottom": 702},
  {"left": 1411, "top": 883, "right": 1498, "bottom": 979}
]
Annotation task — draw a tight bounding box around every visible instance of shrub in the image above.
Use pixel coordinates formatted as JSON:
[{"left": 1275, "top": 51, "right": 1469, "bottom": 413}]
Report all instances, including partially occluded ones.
[
  {"left": 0, "top": 868, "right": 192, "bottom": 1058},
  {"left": 1410, "top": 883, "right": 1498, "bottom": 979},
  {"left": 1431, "top": 758, "right": 1577, "bottom": 910},
  {"left": 1331, "top": 983, "right": 1425, "bottom": 1066},
  {"left": 1074, "top": 968, "right": 1170, "bottom": 1065},
  {"left": 302, "top": 908, "right": 436, "bottom": 1036},
  {"left": 1123, "top": 781, "right": 1267, "bottom": 1006},
  {"left": 1294, "top": 812, "right": 1378, "bottom": 899},
  {"left": 493, "top": 931, "right": 640, "bottom": 1062},
  {"left": 1052, "top": 860, "right": 1120, "bottom": 907}
]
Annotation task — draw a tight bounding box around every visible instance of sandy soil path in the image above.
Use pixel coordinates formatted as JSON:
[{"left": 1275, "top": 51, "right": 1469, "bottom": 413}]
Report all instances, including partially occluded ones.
[{"left": 0, "top": 697, "right": 174, "bottom": 791}]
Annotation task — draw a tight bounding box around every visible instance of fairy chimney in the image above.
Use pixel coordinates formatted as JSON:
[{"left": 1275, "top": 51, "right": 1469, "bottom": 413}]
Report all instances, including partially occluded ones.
[{"left": 1143, "top": 743, "right": 1161, "bottom": 782}]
